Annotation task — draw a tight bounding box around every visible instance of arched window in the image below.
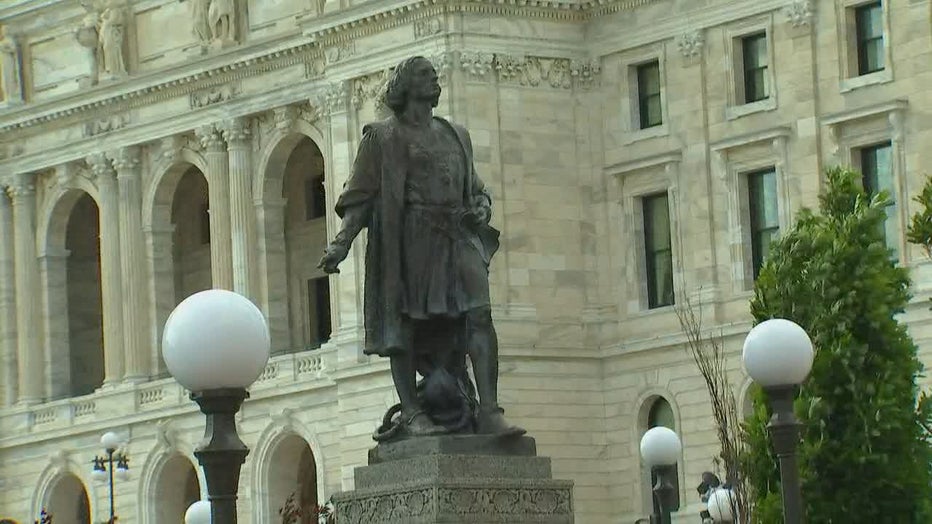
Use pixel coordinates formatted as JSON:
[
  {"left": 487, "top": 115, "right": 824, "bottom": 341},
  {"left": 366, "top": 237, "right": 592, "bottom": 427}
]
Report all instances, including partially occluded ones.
[{"left": 645, "top": 397, "right": 681, "bottom": 513}]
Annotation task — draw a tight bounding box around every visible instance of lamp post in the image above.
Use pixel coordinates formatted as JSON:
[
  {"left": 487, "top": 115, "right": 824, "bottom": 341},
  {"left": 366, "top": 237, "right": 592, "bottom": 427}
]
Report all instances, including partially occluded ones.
[
  {"left": 185, "top": 500, "right": 212, "bottom": 524},
  {"left": 742, "top": 318, "right": 814, "bottom": 524},
  {"left": 91, "top": 431, "right": 129, "bottom": 524},
  {"left": 162, "top": 289, "right": 270, "bottom": 524},
  {"left": 639, "top": 426, "right": 682, "bottom": 524}
]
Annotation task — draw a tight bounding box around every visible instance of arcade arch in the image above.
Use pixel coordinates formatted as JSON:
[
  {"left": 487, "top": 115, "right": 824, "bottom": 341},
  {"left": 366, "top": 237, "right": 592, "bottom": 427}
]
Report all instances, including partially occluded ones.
[
  {"left": 152, "top": 454, "right": 201, "bottom": 523},
  {"left": 266, "top": 434, "right": 319, "bottom": 522},
  {"left": 44, "top": 473, "right": 91, "bottom": 524}
]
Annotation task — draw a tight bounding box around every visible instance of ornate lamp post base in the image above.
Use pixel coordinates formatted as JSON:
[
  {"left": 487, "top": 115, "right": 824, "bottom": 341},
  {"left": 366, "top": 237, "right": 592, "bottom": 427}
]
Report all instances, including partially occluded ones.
[{"left": 192, "top": 388, "right": 250, "bottom": 524}]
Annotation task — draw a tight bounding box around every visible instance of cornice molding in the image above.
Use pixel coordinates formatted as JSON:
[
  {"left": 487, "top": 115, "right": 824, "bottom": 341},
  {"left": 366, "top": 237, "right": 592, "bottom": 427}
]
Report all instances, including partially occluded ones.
[{"left": 0, "top": 38, "right": 321, "bottom": 136}]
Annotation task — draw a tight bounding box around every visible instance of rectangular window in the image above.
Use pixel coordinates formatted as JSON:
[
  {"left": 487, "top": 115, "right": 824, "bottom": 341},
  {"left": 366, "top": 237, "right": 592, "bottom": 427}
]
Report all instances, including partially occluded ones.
[
  {"left": 307, "top": 277, "right": 332, "bottom": 348},
  {"left": 742, "top": 32, "right": 769, "bottom": 103},
  {"left": 637, "top": 61, "right": 662, "bottom": 129},
  {"left": 860, "top": 142, "right": 897, "bottom": 254},
  {"left": 747, "top": 169, "right": 779, "bottom": 279},
  {"left": 855, "top": 2, "right": 884, "bottom": 75},
  {"left": 643, "top": 193, "right": 674, "bottom": 308}
]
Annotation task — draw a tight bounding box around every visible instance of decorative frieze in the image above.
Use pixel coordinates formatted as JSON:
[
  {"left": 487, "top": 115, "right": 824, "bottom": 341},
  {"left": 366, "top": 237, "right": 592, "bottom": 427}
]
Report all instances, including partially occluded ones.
[
  {"left": 190, "top": 83, "right": 238, "bottom": 109},
  {"left": 83, "top": 113, "right": 129, "bottom": 137},
  {"left": 325, "top": 41, "right": 356, "bottom": 64},
  {"left": 414, "top": 17, "right": 443, "bottom": 39},
  {"left": 677, "top": 30, "right": 705, "bottom": 59},
  {"left": 785, "top": 0, "right": 814, "bottom": 29},
  {"left": 460, "top": 51, "right": 495, "bottom": 81},
  {"left": 494, "top": 55, "right": 573, "bottom": 89},
  {"left": 569, "top": 58, "right": 601, "bottom": 90},
  {"left": 430, "top": 51, "right": 455, "bottom": 85}
]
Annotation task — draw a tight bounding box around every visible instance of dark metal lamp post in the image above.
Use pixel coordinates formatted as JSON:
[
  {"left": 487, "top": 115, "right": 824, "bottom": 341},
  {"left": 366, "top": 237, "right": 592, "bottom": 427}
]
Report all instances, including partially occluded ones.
[
  {"left": 639, "top": 426, "right": 682, "bottom": 524},
  {"left": 742, "top": 318, "right": 814, "bottom": 524},
  {"left": 162, "top": 289, "right": 271, "bottom": 524},
  {"left": 91, "top": 431, "right": 129, "bottom": 524}
]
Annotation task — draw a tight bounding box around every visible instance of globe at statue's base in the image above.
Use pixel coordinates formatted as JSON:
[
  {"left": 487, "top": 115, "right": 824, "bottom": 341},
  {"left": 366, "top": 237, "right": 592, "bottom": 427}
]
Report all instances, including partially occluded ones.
[{"left": 331, "top": 435, "right": 574, "bottom": 523}]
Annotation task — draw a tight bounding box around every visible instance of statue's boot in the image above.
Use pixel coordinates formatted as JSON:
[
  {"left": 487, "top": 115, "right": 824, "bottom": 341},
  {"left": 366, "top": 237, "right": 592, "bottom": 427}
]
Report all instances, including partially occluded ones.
[
  {"left": 477, "top": 406, "right": 526, "bottom": 437},
  {"left": 403, "top": 411, "right": 448, "bottom": 437}
]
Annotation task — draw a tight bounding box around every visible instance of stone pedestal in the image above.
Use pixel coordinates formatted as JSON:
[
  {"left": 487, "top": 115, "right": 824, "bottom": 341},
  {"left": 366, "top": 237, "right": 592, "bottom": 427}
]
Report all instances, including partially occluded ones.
[{"left": 332, "top": 435, "right": 574, "bottom": 524}]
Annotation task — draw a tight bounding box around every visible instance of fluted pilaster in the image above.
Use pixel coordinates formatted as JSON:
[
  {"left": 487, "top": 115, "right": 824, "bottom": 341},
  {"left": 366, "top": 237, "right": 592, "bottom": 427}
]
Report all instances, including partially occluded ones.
[
  {"left": 8, "top": 174, "right": 42, "bottom": 403},
  {"left": 0, "top": 186, "right": 17, "bottom": 406},
  {"left": 113, "top": 146, "right": 149, "bottom": 381},
  {"left": 87, "top": 153, "right": 124, "bottom": 386},
  {"left": 196, "top": 125, "right": 234, "bottom": 290},
  {"left": 222, "top": 117, "right": 257, "bottom": 299}
]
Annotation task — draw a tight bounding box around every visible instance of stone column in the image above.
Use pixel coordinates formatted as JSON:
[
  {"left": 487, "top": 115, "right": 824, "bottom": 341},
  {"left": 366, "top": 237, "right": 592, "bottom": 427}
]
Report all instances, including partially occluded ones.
[
  {"left": 0, "top": 186, "right": 17, "bottom": 406},
  {"left": 8, "top": 174, "right": 42, "bottom": 403},
  {"left": 222, "top": 117, "right": 257, "bottom": 299},
  {"left": 87, "top": 153, "right": 124, "bottom": 386},
  {"left": 113, "top": 146, "right": 149, "bottom": 381},
  {"left": 196, "top": 125, "right": 234, "bottom": 290}
]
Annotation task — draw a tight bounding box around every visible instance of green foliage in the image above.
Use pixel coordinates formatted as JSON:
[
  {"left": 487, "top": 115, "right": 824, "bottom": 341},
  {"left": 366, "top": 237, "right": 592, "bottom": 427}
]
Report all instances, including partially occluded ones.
[
  {"left": 745, "top": 167, "right": 932, "bottom": 522},
  {"left": 907, "top": 175, "right": 932, "bottom": 259}
]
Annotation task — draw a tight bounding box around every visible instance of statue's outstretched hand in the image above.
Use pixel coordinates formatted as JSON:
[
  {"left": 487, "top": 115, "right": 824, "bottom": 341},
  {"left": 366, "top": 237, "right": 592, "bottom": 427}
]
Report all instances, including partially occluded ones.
[{"left": 318, "top": 242, "right": 349, "bottom": 274}]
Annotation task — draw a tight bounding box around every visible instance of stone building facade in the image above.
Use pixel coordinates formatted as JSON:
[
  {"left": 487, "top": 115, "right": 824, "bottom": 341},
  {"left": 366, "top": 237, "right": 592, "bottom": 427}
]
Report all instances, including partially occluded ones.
[{"left": 0, "top": 0, "right": 931, "bottom": 522}]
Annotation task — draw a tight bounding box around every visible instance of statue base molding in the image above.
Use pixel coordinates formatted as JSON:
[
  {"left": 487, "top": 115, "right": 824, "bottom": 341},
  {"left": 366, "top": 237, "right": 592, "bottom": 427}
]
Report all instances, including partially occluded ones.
[{"left": 332, "top": 435, "right": 574, "bottom": 523}]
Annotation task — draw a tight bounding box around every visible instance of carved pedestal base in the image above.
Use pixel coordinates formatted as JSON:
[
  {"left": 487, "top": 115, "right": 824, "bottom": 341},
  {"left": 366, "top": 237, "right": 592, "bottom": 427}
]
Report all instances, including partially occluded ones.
[{"left": 332, "top": 435, "right": 574, "bottom": 523}]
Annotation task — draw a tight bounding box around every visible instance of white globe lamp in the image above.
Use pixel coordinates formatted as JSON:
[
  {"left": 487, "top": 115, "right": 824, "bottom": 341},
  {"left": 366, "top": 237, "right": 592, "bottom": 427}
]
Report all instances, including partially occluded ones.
[
  {"left": 639, "top": 426, "right": 682, "bottom": 467},
  {"left": 742, "top": 318, "right": 813, "bottom": 387},
  {"left": 162, "top": 289, "right": 270, "bottom": 392},
  {"left": 706, "top": 488, "right": 735, "bottom": 522},
  {"left": 185, "top": 500, "right": 212, "bottom": 524},
  {"left": 100, "top": 431, "right": 122, "bottom": 452}
]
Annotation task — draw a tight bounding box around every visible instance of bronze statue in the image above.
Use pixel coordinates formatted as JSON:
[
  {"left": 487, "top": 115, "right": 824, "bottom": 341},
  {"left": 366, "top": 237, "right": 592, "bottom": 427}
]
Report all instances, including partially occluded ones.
[{"left": 319, "top": 56, "right": 524, "bottom": 440}]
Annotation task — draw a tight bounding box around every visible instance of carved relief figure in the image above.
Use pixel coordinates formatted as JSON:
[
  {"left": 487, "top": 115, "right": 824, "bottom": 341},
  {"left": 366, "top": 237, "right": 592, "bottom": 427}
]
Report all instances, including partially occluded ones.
[
  {"left": 74, "top": 9, "right": 100, "bottom": 85},
  {"left": 98, "top": 4, "right": 127, "bottom": 77},
  {"left": 208, "top": 0, "right": 236, "bottom": 44},
  {"left": 192, "top": 0, "right": 212, "bottom": 44},
  {"left": 319, "top": 56, "right": 524, "bottom": 440},
  {"left": 0, "top": 28, "right": 24, "bottom": 103}
]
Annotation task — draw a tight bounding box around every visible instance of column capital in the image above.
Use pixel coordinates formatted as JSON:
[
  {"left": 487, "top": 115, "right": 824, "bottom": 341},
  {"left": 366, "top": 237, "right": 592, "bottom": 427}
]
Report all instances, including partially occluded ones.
[
  {"left": 196, "top": 125, "right": 227, "bottom": 152},
  {"left": 111, "top": 145, "right": 141, "bottom": 173},
  {"left": 86, "top": 152, "right": 116, "bottom": 182},
  {"left": 5, "top": 173, "right": 35, "bottom": 199},
  {"left": 221, "top": 117, "right": 252, "bottom": 145}
]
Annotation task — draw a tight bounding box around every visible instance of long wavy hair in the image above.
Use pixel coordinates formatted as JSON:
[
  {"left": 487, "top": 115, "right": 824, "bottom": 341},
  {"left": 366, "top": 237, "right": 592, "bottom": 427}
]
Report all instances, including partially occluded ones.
[{"left": 381, "top": 56, "right": 436, "bottom": 116}]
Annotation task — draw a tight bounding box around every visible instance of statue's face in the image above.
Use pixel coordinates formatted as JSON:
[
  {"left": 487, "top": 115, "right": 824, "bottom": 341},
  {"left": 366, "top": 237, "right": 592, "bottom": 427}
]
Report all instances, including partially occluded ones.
[{"left": 407, "top": 58, "right": 441, "bottom": 107}]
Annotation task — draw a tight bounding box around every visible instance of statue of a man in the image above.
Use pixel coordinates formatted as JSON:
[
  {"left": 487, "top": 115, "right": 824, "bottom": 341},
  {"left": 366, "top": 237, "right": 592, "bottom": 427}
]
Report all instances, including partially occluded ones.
[{"left": 319, "top": 56, "right": 524, "bottom": 439}]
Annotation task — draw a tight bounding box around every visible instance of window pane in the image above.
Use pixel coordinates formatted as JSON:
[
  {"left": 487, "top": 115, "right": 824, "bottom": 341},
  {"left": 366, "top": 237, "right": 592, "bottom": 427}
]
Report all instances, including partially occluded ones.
[
  {"left": 745, "top": 67, "right": 769, "bottom": 103},
  {"left": 742, "top": 33, "right": 767, "bottom": 70},
  {"left": 864, "top": 39, "right": 885, "bottom": 74},
  {"left": 857, "top": 3, "right": 884, "bottom": 40},
  {"left": 643, "top": 94, "right": 662, "bottom": 128},
  {"left": 856, "top": 3, "right": 885, "bottom": 75},
  {"left": 748, "top": 169, "right": 779, "bottom": 279},
  {"left": 860, "top": 142, "right": 898, "bottom": 256},
  {"left": 644, "top": 194, "right": 674, "bottom": 308},
  {"left": 638, "top": 61, "right": 661, "bottom": 96}
]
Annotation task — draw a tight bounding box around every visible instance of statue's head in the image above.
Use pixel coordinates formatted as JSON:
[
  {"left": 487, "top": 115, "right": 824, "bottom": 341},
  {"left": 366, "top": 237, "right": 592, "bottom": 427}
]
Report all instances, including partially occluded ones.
[{"left": 382, "top": 56, "right": 440, "bottom": 115}]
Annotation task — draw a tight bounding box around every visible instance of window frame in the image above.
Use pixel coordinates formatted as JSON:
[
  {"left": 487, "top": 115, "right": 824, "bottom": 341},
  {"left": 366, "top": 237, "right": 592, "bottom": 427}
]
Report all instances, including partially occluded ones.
[
  {"left": 724, "top": 17, "right": 778, "bottom": 120},
  {"left": 839, "top": 0, "right": 893, "bottom": 92},
  {"left": 618, "top": 45, "right": 669, "bottom": 144}
]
